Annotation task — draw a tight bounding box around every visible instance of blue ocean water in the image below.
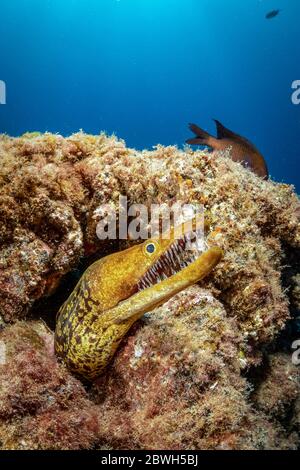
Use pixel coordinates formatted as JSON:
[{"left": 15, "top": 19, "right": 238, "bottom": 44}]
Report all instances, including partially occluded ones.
[{"left": 0, "top": 0, "right": 299, "bottom": 191}]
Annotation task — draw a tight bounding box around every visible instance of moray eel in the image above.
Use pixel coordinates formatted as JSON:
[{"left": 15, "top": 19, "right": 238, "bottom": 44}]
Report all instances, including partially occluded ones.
[
  {"left": 186, "top": 119, "right": 268, "bottom": 179},
  {"left": 55, "top": 220, "right": 223, "bottom": 380}
]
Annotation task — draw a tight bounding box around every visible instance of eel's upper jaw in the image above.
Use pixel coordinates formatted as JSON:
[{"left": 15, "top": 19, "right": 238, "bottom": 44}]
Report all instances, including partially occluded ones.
[{"left": 137, "top": 228, "right": 207, "bottom": 291}]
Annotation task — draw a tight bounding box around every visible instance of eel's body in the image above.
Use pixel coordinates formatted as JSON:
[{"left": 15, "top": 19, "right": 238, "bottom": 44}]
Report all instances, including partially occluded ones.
[{"left": 55, "top": 221, "right": 223, "bottom": 380}]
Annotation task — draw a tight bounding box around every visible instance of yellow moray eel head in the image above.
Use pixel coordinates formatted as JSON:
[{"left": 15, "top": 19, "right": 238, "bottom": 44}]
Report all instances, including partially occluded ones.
[{"left": 55, "top": 219, "right": 223, "bottom": 380}]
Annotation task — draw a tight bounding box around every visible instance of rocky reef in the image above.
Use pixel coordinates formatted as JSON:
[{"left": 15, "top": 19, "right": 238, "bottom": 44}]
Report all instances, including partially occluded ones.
[
  {"left": 0, "top": 131, "right": 299, "bottom": 449},
  {"left": 0, "top": 321, "right": 99, "bottom": 450}
]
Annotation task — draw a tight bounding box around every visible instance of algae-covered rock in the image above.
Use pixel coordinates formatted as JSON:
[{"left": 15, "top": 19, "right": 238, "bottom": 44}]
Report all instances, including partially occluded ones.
[
  {"left": 252, "top": 353, "right": 300, "bottom": 420},
  {"left": 92, "top": 287, "right": 298, "bottom": 450},
  {"left": 0, "top": 131, "right": 299, "bottom": 449},
  {"left": 0, "top": 321, "right": 99, "bottom": 450}
]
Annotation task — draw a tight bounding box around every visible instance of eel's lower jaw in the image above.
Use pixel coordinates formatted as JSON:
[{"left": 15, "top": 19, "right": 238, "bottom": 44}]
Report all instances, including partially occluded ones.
[{"left": 137, "top": 230, "right": 207, "bottom": 292}]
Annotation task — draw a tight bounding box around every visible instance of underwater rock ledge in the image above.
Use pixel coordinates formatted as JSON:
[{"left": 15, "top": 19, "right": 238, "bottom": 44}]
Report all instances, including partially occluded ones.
[{"left": 0, "top": 131, "right": 299, "bottom": 450}]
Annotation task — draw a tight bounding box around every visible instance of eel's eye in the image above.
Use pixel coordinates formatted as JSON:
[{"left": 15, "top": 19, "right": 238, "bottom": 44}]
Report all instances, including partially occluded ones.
[{"left": 145, "top": 242, "right": 156, "bottom": 254}]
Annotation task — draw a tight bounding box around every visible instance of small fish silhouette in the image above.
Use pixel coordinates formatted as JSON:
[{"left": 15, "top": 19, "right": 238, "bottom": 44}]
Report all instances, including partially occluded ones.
[
  {"left": 186, "top": 119, "right": 268, "bottom": 179},
  {"left": 266, "top": 9, "right": 280, "bottom": 19}
]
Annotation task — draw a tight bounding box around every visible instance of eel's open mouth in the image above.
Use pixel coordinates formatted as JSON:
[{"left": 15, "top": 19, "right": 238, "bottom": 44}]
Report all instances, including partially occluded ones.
[{"left": 137, "top": 228, "right": 207, "bottom": 291}]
